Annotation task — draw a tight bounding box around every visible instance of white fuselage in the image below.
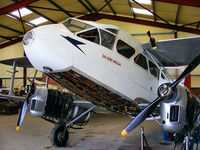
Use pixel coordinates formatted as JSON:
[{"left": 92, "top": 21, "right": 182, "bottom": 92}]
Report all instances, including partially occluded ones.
[{"left": 23, "top": 18, "right": 164, "bottom": 105}]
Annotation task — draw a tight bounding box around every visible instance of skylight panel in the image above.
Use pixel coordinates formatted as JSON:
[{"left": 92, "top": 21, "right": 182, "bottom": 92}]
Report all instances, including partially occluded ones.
[
  {"left": 29, "top": 17, "right": 48, "bottom": 25},
  {"left": 130, "top": 0, "right": 152, "bottom": 5},
  {"left": 132, "top": 8, "right": 153, "bottom": 15},
  {"left": 10, "top": 7, "right": 32, "bottom": 17}
]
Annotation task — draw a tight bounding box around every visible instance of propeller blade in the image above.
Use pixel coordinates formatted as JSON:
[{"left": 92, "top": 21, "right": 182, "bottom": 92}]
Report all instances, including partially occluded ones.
[
  {"left": 172, "top": 54, "right": 200, "bottom": 88},
  {"left": 16, "top": 97, "right": 28, "bottom": 131},
  {"left": 16, "top": 70, "right": 37, "bottom": 131},
  {"left": 121, "top": 97, "right": 162, "bottom": 136},
  {"left": 146, "top": 30, "right": 157, "bottom": 50},
  {"left": 147, "top": 30, "right": 151, "bottom": 38}
]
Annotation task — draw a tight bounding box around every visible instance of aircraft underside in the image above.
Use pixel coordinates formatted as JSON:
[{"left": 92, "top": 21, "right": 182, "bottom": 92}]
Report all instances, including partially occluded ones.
[{"left": 47, "top": 70, "right": 141, "bottom": 117}]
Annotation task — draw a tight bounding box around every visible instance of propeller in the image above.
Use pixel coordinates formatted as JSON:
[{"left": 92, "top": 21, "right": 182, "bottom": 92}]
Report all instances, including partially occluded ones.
[
  {"left": 147, "top": 30, "right": 157, "bottom": 50},
  {"left": 16, "top": 71, "right": 37, "bottom": 131},
  {"left": 121, "top": 54, "right": 200, "bottom": 136}
]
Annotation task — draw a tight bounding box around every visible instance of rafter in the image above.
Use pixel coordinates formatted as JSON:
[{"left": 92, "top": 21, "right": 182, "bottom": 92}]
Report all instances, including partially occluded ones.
[
  {"left": 175, "top": 5, "right": 181, "bottom": 26},
  {"left": 152, "top": 0, "right": 156, "bottom": 22},
  {"left": 78, "top": 0, "right": 92, "bottom": 13},
  {"left": 0, "top": 37, "right": 23, "bottom": 49},
  {"left": 133, "top": 0, "right": 171, "bottom": 25},
  {"left": 85, "top": 0, "right": 97, "bottom": 12},
  {"left": 26, "top": 6, "right": 57, "bottom": 23},
  {"left": 0, "top": 24, "right": 23, "bottom": 34},
  {"left": 104, "top": 0, "right": 116, "bottom": 15},
  {"left": 152, "top": 0, "right": 200, "bottom": 7},
  {"left": 79, "top": 13, "right": 200, "bottom": 34},
  {"left": 97, "top": 0, "right": 112, "bottom": 13},
  {"left": 181, "top": 21, "right": 200, "bottom": 27},
  {"left": 7, "top": 13, "right": 36, "bottom": 27},
  {"left": 28, "top": 6, "right": 86, "bottom": 15},
  {"left": 17, "top": 9, "right": 26, "bottom": 34},
  {"left": 128, "top": 0, "right": 136, "bottom": 19},
  {"left": 0, "top": 0, "right": 39, "bottom": 15},
  {"left": 47, "top": 0, "right": 73, "bottom": 17}
]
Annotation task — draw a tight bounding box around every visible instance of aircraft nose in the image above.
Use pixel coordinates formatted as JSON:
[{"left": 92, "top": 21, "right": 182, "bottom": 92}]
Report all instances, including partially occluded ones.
[{"left": 23, "top": 24, "right": 73, "bottom": 72}]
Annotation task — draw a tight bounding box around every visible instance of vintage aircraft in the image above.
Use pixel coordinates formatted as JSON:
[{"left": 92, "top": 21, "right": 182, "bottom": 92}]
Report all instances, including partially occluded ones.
[{"left": 1, "top": 18, "right": 200, "bottom": 148}]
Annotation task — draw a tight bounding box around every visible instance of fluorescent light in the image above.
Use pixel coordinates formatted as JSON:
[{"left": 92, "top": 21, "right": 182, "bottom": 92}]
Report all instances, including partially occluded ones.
[
  {"left": 10, "top": 7, "right": 32, "bottom": 17},
  {"left": 132, "top": 8, "right": 153, "bottom": 15},
  {"left": 130, "top": 0, "right": 152, "bottom": 5},
  {"left": 29, "top": 17, "right": 48, "bottom": 25}
]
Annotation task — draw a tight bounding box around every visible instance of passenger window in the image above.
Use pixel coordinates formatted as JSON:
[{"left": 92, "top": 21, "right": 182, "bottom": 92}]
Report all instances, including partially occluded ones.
[
  {"left": 77, "top": 29, "right": 99, "bottom": 44},
  {"left": 134, "top": 54, "right": 148, "bottom": 70},
  {"left": 149, "top": 61, "right": 159, "bottom": 78},
  {"left": 117, "top": 40, "right": 135, "bottom": 59},
  {"left": 100, "top": 29, "right": 116, "bottom": 49}
]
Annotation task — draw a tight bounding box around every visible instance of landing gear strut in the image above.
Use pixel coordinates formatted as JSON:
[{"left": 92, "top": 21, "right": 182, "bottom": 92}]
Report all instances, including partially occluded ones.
[
  {"left": 50, "top": 124, "right": 69, "bottom": 147},
  {"left": 49, "top": 105, "right": 95, "bottom": 147}
]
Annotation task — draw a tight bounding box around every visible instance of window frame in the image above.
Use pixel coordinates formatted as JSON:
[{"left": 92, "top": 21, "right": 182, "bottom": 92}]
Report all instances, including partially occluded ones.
[
  {"left": 116, "top": 39, "right": 136, "bottom": 59},
  {"left": 76, "top": 27, "right": 100, "bottom": 45},
  {"left": 134, "top": 53, "right": 148, "bottom": 70},
  {"left": 148, "top": 60, "right": 160, "bottom": 79}
]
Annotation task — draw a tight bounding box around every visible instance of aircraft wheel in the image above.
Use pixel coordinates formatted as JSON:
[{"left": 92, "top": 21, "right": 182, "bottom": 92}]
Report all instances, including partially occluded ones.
[{"left": 50, "top": 124, "right": 69, "bottom": 147}]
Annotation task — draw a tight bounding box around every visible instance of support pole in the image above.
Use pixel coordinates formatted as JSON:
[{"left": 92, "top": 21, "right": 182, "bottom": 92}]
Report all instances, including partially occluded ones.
[
  {"left": 185, "top": 136, "right": 189, "bottom": 150},
  {"left": 140, "top": 127, "right": 144, "bottom": 150},
  {"left": 9, "top": 61, "right": 17, "bottom": 95},
  {"left": 65, "top": 105, "right": 95, "bottom": 127}
]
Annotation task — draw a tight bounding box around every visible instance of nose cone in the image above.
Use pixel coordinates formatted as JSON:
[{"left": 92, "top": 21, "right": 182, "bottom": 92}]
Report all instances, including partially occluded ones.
[{"left": 23, "top": 24, "right": 73, "bottom": 72}]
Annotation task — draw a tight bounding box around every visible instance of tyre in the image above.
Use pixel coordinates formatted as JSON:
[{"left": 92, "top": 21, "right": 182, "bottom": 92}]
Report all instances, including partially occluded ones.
[{"left": 50, "top": 124, "right": 69, "bottom": 147}]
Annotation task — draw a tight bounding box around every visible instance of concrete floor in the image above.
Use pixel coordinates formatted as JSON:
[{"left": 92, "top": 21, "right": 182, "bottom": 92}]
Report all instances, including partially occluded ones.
[{"left": 0, "top": 112, "right": 174, "bottom": 150}]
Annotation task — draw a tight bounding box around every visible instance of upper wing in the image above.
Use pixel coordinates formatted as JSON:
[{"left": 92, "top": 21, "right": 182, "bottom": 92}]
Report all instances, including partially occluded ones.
[
  {"left": 0, "top": 56, "right": 33, "bottom": 68},
  {"left": 143, "top": 36, "right": 200, "bottom": 66}
]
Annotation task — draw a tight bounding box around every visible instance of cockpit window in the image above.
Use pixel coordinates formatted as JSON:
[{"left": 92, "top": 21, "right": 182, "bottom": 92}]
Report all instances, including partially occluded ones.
[
  {"left": 77, "top": 28, "right": 100, "bottom": 44},
  {"left": 100, "top": 29, "right": 116, "bottom": 49},
  {"left": 105, "top": 28, "right": 118, "bottom": 34},
  {"left": 63, "top": 18, "right": 93, "bottom": 33}
]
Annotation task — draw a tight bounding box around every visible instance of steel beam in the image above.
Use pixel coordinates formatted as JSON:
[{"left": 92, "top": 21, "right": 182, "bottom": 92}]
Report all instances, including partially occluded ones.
[
  {"left": 152, "top": 0, "right": 200, "bottom": 7},
  {"left": 79, "top": 14, "right": 200, "bottom": 34},
  {"left": 0, "top": 24, "right": 23, "bottom": 34},
  {"left": 78, "top": 0, "right": 92, "bottom": 13},
  {"left": 26, "top": 6, "right": 57, "bottom": 23},
  {"left": 104, "top": 0, "right": 116, "bottom": 15},
  {"left": 28, "top": 6, "right": 86, "bottom": 15},
  {"left": 7, "top": 14, "right": 36, "bottom": 27},
  {"left": 85, "top": 0, "right": 97, "bottom": 12},
  {"left": 0, "top": 0, "right": 39, "bottom": 15},
  {"left": 133, "top": 0, "right": 171, "bottom": 25},
  {"left": 152, "top": 1, "right": 156, "bottom": 22},
  {"left": 97, "top": 0, "right": 112, "bottom": 13},
  {"left": 0, "top": 37, "right": 22, "bottom": 49},
  {"left": 175, "top": 5, "right": 181, "bottom": 26},
  {"left": 47, "top": 0, "right": 73, "bottom": 17}
]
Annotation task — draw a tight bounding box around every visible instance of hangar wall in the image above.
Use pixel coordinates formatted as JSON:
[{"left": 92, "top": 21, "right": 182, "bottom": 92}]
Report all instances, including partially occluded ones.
[{"left": 0, "top": 19, "right": 199, "bottom": 90}]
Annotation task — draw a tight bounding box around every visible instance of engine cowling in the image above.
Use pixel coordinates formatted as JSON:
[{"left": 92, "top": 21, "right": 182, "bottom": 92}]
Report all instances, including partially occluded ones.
[
  {"left": 29, "top": 85, "right": 91, "bottom": 124},
  {"left": 160, "top": 85, "right": 188, "bottom": 133}
]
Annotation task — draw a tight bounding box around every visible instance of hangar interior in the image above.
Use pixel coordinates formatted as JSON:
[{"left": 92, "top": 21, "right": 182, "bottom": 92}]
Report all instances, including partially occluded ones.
[{"left": 0, "top": 0, "right": 200, "bottom": 150}]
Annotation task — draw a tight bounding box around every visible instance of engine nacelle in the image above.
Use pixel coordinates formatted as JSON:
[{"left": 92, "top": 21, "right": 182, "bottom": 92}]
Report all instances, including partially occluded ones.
[
  {"left": 30, "top": 86, "right": 48, "bottom": 116},
  {"left": 160, "top": 85, "right": 188, "bottom": 133},
  {"left": 29, "top": 85, "right": 91, "bottom": 124}
]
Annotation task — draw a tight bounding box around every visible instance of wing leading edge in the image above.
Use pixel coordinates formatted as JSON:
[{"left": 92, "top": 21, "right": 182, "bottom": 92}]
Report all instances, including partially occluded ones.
[
  {"left": 143, "top": 36, "right": 200, "bottom": 66},
  {"left": 0, "top": 56, "right": 33, "bottom": 68}
]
